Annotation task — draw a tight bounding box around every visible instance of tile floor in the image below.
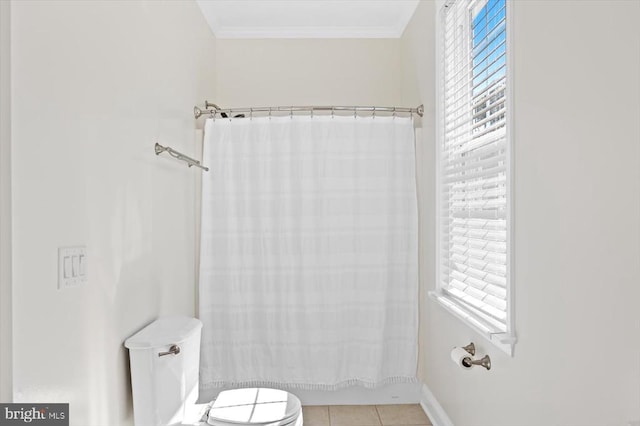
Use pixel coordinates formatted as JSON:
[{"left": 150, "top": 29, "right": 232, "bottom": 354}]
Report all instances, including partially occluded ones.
[{"left": 302, "top": 404, "right": 431, "bottom": 426}]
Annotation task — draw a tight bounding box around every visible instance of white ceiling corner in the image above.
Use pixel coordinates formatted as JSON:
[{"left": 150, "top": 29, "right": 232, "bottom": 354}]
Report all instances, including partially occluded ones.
[{"left": 195, "top": 0, "right": 420, "bottom": 39}]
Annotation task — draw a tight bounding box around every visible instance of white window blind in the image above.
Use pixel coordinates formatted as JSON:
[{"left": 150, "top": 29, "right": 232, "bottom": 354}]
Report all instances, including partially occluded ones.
[{"left": 439, "top": 0, "right": 510, "bottom": 334}]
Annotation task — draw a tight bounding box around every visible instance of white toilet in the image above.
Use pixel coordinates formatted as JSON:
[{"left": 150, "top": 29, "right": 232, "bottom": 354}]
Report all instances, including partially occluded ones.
[{"left": 124, "top": 316, "right": 303, "bottom": 426}]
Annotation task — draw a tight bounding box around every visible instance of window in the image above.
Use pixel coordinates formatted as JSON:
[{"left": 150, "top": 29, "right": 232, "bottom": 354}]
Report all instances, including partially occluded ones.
[{"left": 432, "top": 0, "right": 514, "bottom": 354}]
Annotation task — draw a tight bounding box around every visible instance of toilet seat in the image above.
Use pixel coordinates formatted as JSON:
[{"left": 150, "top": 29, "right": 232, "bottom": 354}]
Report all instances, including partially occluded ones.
[
  {"left": 207, "top": 416, "right": 300, "bottom": 426},
  {"left": 206, "top": 388, "right": 302, "bottom": 426}
]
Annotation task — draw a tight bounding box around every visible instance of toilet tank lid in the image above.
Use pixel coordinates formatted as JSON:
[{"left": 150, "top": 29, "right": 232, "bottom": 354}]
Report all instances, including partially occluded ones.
[{"left": 124, "top": 316, "right": 202, "bottom": 350}]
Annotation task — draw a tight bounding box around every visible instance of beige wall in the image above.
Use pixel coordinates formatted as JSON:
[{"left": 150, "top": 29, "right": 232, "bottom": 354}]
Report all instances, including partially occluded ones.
[
  {"left": 0, "top": 0, "right": 13, "bottom": 403},
  {"left": 403, "top": 1, "right": 640, "bottom": 425},
  {"left": 10, "top": 1, "right": 216, "bottom": 425},
  {"left": 400, "top": 0, "right": 436, "bottom": 384},
  {"left": 216, "top": 39, "right": 403, "bottom": 107}
]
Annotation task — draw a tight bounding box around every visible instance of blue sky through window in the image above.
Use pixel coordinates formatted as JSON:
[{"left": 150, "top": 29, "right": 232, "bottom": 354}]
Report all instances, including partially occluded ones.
[{"left": 472, "top": 0, "right": 506, "bottom": 97}]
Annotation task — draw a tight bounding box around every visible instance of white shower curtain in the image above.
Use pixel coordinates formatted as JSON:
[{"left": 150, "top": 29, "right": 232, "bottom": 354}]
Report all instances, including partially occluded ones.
[{"left": 198, "top": 115, "right": 418, "bottom": 390}]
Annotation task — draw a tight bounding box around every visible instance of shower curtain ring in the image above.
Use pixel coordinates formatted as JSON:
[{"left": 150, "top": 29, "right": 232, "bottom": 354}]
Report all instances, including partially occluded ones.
[
  {"left": 269, "top": 108, "right": 272, "bottom": 120},
  {"left": 250, "top": 108, "right": 253, "bottom": 120},
  {"left": 373, "top": 107, "right": 376, "bottom": 119},
  {"left": 310, "top": 108, "right": 313, "bottom": 119},
  {"left": 229, "top": 109, "right": 233, "bottom": 121},
  {"left": 290, "top": 108, "right": 293, "bottom": 119},
  {"left": 331, "top": 107, "right": 334, "bottom": 119},
  {"left": 393, "top": 107, "right": 397, "bottom": 119}
]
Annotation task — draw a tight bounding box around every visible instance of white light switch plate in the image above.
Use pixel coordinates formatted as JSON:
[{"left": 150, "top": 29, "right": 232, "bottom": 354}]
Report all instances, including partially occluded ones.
[{"left": 58, "top": 246, "right": 87, "bottom": 289}]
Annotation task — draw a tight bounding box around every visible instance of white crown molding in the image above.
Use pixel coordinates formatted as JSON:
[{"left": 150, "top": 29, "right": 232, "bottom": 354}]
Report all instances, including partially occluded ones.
[
  {"left": 214, "top": 26, "right": 406, "bottom": 39},
  {"left": 196, "top": 0, "right": 419, "bottom": 39}
]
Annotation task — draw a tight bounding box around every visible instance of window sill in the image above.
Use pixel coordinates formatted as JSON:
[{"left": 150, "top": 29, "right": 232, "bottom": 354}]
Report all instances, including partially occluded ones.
[{"left": 428, "top": 290, "right": 516, "bottom": 356}]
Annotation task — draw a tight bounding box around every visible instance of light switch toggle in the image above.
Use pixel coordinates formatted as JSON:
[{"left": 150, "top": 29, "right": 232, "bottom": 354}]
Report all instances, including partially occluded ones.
[
  {"left": 58, "top": 246, "right": 87, "bottom": 289},
  {"left": 63, "top": 256, "right": 72, "bottom": 278}
]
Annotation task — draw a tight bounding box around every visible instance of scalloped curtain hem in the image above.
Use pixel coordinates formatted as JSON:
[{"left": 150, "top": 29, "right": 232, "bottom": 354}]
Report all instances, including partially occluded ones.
[{"left": 200, "top": 376, "right": 418, "bottom": 391}]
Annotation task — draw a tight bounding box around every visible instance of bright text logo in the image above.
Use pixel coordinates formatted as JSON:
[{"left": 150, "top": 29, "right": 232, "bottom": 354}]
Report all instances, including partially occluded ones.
[{"left": 0, "top": 404, "right": 68, "bottom": 426}]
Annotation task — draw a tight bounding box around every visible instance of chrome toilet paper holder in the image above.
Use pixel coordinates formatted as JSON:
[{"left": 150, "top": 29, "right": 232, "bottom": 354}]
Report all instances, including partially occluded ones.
[
  {"left": 462, "top": 342, "right": 476, "bottom": 356},
  {"left": 461, "top": 342, "right": 491, "bottom": 370}
]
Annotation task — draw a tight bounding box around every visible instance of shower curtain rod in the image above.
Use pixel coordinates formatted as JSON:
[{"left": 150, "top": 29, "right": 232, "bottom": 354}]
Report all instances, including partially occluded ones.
[{"left": 193, "top": 101, "right": 424, "bottom": 119}]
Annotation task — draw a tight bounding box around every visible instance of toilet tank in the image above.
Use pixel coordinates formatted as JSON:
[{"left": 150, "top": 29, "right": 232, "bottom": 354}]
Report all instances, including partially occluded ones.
[{"left": 124, "top": 316, "right": 203, "bottom": 426}]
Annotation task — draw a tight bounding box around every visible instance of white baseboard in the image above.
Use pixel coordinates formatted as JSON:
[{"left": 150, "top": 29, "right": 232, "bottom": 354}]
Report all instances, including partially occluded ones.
[{"left": 419, "top": 383, "right": 454, "bottom": 426}]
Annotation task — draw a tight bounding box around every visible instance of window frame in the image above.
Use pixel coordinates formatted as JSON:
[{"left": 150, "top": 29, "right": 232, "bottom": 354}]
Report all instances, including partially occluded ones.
[{"left": 430, "top": 0, "right": 516, "bottom": 356}]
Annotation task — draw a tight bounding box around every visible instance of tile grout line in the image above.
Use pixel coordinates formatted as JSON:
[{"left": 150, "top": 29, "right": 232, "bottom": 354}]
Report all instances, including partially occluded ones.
[
  {"left": 310, "top": 404, "right": 431, "bottom": 426},
  {"left": 374, "top": 404, "right": 384, "bottom": 426}
]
